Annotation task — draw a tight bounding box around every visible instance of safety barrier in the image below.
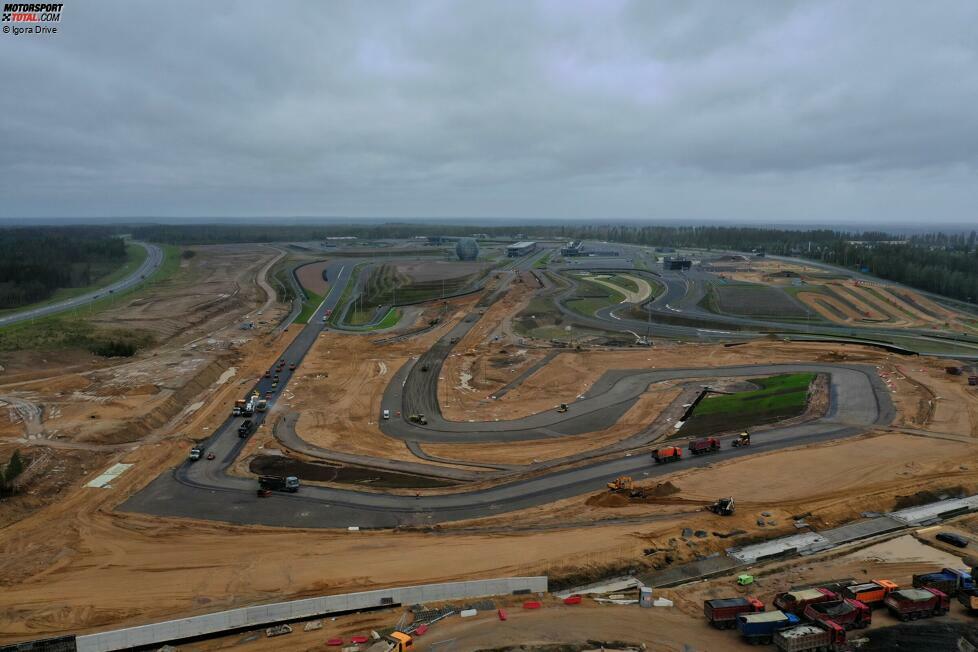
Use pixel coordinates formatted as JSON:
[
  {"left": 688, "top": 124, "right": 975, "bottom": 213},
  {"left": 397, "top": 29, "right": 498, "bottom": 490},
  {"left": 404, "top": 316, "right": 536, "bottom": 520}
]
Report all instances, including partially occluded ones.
[{"left": 73, "top": 576, "right": 547, "bottom": 652}]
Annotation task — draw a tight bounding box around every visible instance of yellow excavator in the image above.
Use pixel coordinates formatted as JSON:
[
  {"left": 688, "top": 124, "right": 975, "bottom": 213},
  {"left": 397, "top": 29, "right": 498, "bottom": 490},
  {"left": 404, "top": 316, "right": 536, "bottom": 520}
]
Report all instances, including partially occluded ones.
[{"left": 607, "top": 476, "right": 633, "bottom": 492}]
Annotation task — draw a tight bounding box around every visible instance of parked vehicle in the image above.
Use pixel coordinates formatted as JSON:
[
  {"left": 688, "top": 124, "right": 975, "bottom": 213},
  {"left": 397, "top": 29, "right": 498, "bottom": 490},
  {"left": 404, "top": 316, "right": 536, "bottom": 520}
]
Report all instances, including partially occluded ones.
[
  {"left": 737, "top": 611, "right": 800, "bottom": 645},
  {"left": 958, "top": 588, "right": 978, "bottom": 612},
  {"left": 774, "top": 588, "right": 837, "bottom": 616},
  {"left": 188, "top": 446, "right": 202, "bottom": 461},
  {"left": 289, "top": 363, "right": 296, "bottom": 371},
  {"left": 936, "top": 532, "right": 969, "bottom": 548},
  {"left": 884, "top": 588, "right": 949, "bottom": 621},
  {"left": 688, "top": 437, "right": 721, "bottom": 455},
  {"left": 256, "top": 399, "right": 268, "bottom": 412},
  {"left": 804, "top": 598, "right": 871, "bottom": 630},
  {"left": 652, "top": 446, "right": 682, "bottom": 464},
  {"left": 912, "top": 568, "right": 974, "bottom": 597},
  {"left": 382, "top": 409, "right": 390, "bottom": 420},
  {"left": 238, "top": 420, "right": 253, "bottom": 437},
  {"left": 703, "top": 596, "right": 764, "bottom": 629},
  {"left": 774, "top": 621, "right": 847, "bottom": 652},
  {"left": 258, "top": 475, "right": 300, "bottom": 493},
  {"left": 841, "top": 579, "right": 898, "bottom": 606}
]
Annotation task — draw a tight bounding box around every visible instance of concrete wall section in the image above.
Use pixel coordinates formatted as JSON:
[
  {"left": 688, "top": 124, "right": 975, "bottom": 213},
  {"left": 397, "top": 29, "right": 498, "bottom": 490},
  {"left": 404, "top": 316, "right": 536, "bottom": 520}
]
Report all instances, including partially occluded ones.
[{"left": 75, "top": 577, "right": 547, "bottom": 652}]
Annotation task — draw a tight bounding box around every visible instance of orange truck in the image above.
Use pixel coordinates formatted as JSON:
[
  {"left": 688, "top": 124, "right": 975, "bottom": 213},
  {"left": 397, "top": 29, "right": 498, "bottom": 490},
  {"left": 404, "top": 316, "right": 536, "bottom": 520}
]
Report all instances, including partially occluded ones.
[
  {"left": 652, "top": 446, "right": 683, "bottom": 464},
  {"left": 841, "top": 579, "right": 898, "bottom": 606}
]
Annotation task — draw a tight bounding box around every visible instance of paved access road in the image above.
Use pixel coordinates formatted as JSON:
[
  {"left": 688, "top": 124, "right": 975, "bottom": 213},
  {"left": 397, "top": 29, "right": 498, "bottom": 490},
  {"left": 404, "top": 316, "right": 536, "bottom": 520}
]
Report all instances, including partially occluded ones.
[
  {"left": 0, "top": 241, "right": 164, "bottom": 328},
  {"left": 121, "top": 248, "right": 894, "bottom": 528}
]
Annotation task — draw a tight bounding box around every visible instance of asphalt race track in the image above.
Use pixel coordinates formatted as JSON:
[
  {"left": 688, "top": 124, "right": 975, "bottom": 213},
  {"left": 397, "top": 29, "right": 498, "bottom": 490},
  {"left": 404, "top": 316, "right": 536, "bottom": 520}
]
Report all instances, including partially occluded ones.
[{"left": 121, "top": 247, "right": 899, "bottom": 529}]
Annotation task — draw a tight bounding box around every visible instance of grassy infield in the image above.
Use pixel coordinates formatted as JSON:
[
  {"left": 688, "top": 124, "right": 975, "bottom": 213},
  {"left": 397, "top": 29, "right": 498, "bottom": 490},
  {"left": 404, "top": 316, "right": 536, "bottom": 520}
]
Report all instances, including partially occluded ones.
[
  {"left": 681, "top": 372, "right": 816, "bottom": 436},
  {"left": 0, "top": 244, "right": 181, "bottom": 353}
]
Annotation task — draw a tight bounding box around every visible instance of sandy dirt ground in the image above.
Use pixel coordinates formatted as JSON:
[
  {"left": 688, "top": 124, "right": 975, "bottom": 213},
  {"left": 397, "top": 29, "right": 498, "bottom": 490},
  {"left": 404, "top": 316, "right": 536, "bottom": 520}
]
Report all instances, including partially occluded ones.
[
  {"left": 585, "top": 273, "right": 655, "bottom": 304},
  {"left": 395, "top": 260, "right": 490, "bottom": 282},
  {"left": 294, "top": 260, "right": 330, "bottom": 296}
]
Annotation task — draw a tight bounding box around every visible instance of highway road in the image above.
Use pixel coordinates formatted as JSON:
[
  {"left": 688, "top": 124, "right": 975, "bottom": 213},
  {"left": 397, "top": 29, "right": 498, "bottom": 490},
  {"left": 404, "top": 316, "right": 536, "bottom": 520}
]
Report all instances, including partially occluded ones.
[
  {"left": 121, "top": 248, "right": 896, "bottom": 529},
  {"left": 0, "top": 241, "right": 164, "bottom": 328}
]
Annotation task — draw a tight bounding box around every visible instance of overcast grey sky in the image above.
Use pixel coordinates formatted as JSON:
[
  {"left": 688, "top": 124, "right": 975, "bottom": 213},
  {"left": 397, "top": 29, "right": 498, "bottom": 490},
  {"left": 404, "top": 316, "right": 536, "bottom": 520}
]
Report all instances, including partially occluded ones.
[{"left": 1, "top": 1, "right": 976, "bottom": 223}]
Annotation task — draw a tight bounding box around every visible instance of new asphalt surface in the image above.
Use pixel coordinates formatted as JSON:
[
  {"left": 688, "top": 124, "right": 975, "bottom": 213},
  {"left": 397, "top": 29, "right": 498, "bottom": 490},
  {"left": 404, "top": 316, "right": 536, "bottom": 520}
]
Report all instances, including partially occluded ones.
[{"left": 121, "top": 248, "right": 896, "bottom": 529}]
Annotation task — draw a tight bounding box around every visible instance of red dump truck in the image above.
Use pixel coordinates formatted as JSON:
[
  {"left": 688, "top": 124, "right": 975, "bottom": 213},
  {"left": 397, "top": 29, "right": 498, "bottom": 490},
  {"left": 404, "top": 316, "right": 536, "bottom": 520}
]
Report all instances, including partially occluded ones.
[
  {"left": 652, "top": 446, "right": 683, "bottom": 464},
  {"left": 804, "top": 598, "right": 871, "bottom": 630},
  {"left": 703, "top": 596, "right": 764, "bottom": 629},
  {"left": 773, "top": 588, "right": 837, "bottom": 616},
  {"left": 688, "top": 437, "right": 720, "bottom": 455},
  {"left": 841, "top": 579, "right": 898, "bottom": 606},
  {"left": 884, "top": 587, "right": 949, "bottom": 621},
  {"left": 774, "top": 621, "right": 847, "bottom": 652}
]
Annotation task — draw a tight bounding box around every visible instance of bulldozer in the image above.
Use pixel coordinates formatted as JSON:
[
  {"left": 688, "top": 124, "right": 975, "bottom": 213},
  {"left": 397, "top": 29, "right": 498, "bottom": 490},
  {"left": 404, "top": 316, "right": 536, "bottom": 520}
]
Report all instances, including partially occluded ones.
[
  {"left": 708, "top": 497, "right": 736, "bottom": 516},
  {"left": 732, "top": 431, "right": 751, "bottom": 448},
  {"left": 607, "top": 476, "right": 633, "bottom": 492}
]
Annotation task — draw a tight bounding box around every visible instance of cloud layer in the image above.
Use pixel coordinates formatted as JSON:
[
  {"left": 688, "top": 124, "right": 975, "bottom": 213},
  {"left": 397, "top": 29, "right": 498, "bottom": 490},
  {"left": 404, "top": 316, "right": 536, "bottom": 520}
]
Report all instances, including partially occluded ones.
[{"left": 1, "top": 1, "right": 976, "bottom": 222}]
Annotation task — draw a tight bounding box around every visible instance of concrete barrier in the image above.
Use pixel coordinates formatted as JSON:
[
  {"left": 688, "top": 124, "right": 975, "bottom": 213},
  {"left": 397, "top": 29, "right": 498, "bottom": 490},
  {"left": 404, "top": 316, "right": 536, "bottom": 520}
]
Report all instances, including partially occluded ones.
[{"left": 74, "top": 576, "right": 547, "bottom": 652}]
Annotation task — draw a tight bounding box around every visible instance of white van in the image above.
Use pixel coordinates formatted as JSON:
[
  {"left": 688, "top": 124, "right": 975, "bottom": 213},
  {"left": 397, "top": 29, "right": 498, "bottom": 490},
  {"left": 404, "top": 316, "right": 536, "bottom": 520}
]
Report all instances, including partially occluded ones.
[{"left": 382, "top": 409, "right": 390, "bottom": 420}]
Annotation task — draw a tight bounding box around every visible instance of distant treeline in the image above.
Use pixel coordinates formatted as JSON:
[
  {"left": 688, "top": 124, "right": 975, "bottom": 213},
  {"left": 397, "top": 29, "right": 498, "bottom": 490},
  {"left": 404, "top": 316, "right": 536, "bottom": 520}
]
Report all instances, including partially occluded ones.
[
  {"left": 135, "top": 222, "right": 978, "bottom": 304},
  {"left": 0, "top": 227, "right": 127, "bottom": 309}
]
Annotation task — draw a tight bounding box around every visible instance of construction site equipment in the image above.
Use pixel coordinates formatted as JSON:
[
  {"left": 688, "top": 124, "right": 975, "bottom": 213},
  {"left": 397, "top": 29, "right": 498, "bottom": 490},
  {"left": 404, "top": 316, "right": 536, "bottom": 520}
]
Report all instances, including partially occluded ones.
[
  {"left": 703, "top": 597, "right": 764, "bottom": 629},
  {"left": 774, "top": 588, "right": 837, "bottom": 616},
  {"left": 774, "top": 621, "right": 847, "bottom": 652},
  {"left": 607, "top": 476, "right": 633, "bottom": 492},
  {"left": 958, "top": 588, "right": 978, "bottom": 612},
  {"left": 913, "top": 568, "right": 974, "bottom": 597},
  {"left": 732, "top": 431, "right": 751, "bottom": 447},
  {"left": 188, "top": 446, "right": 202, "bottom": 461},
  {"left": 238, "top": 420, "right": 253, "bottom": 437},
  {"left": 969, "top": 375, "right": 978, "bottom": 386},
  {"left": 804, "top": 598, "right": 871, "bottom": 630},
  {"left": 258, "top": 475, "right": 300, "bottom": 493},
  {"left": 737, "top": 611, "right": 800, "bottom": 645},
  {"left": 366, "top": 631, "right": 413, "bottom": 652},
  {"left": 884, "top": 588, "right": 949, "bottom": 621},
  {"left": 651, "top": 446, "right": 682, "bottom": 464},
  {"left": 556, "top": 403, "right": 568, "bottom": 413},
  {"left": 708, "top": 497, "right": 735, "bottom": 516},
  {"left": 408, "top": 414, "right": 427, "bottom": 425},
  {"left": 688, "top": 437, "right": 720, "bottom": 455},
  {"left": 256, "top": 399, "right": 268, "bottom": 412},
  {"left": 841, "top": 579, "right": 898, "bottom": 606},
  {"left": 232, "top": 399, "right": 247, "bottom": 417}
]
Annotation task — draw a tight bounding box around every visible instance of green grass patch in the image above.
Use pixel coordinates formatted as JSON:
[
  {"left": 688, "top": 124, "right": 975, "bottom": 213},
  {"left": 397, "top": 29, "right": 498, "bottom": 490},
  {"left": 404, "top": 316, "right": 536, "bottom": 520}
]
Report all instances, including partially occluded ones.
[
  {"left": 533, "top": 252, "right": 553, "bottom": 269},
  {"left": 295, "top": 290, "right": 324, "bottom": 324},
  {"left": 602, "top": 274, "right": 639, "bottom": 292}
]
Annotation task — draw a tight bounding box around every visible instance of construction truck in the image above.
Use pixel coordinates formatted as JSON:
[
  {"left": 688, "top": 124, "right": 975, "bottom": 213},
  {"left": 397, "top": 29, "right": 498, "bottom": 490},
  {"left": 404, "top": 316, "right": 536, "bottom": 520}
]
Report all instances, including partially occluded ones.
[
  {"left": 607, "top": 476, "right": 633, "bottom": 492},
  {"left": 408, "top": 414, "right": 427, "bottom": 425},
  {"left": 708, "top": 497, "right": 735, "bottom": 516},
  {"left": 688, "top": 437, "right": 721, "bottom": 455},
  {"left": 232, "top": 399, "right": 247, "bottom": 417},
  {"left": 255, "top": 399, "right": 268, "bottom": 412},
  {"left": 732, "top": 431, "right": 751, "bottom": 448},
  {"left": 367, "top": 631, "right": 413, "bottom": 652},
  {"left": 652, "top": 446, "right": 682, "bottom": 464},
  {"left": 258, "top": 475, "right": 300, "bottom": 493}
]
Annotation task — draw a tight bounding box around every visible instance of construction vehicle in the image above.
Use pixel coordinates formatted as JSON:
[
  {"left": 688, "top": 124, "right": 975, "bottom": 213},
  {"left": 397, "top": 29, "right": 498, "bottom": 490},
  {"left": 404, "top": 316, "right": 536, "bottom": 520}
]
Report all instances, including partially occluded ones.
[
  {"left": 737, "top": 611, "right": 800, "bottom": 645},
  {"left": 651, "top": 446, "right": 682, "bottom": 464},
  {"left": 774, "top": 621, "right": 848, "bottom": 652},
  {"left": 884, "top": 587, "right": 949, "bottom": 621},
  {"left": 255, "top": 399, "right": 268, "bottom": 412},
  {"left": 688, "top": 437, "right": 720, "bottom": 455},
  {"left": 408, "top": 413, "right": 427, "bottom": 425},
  {"left": 805, "top": 598, "right": 871, "bottom": 630},
  {"left": 556, "top": 403, "right": 568, "bottom": 413},
  {"left": 607, "top": 476, "right": 633, "bottom": 492},
  {"left": 708, "top": 497, "right": 735, "bottom": 516},
  {"left": 232, "top": 399, "right": 247, "bottom": 417},
  {"left": 732, "top": 431, "right": 751, "bottom": 447},
  {"left": 703, "top": 596, "right": 764, "bottom": 629},
  {"left": 366, "top": 631, "right": 413, "bottom": 652},
  {"left": 913, "top": 568, "right": 975, "bottom": 597},
  {"left": 258, "top": 475, "right": 300, "bottom": 493},
  {"left": 774, "top": 588, "right": 837, "bottom": 616},
  {"left": 238, "top": 420, "right": 253, "bottom": 437},
  {"left": 958, "top": 588, "right": 978, "bottom": 612},
  {"left": 841, "top": 579, "right": 898, "bottom": 606},
  {"left": 188, "top": 446, "right": 202, "bottom": 461},
  {"left": 969, "top": 375, "right": 978, "bottom": 386}
]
